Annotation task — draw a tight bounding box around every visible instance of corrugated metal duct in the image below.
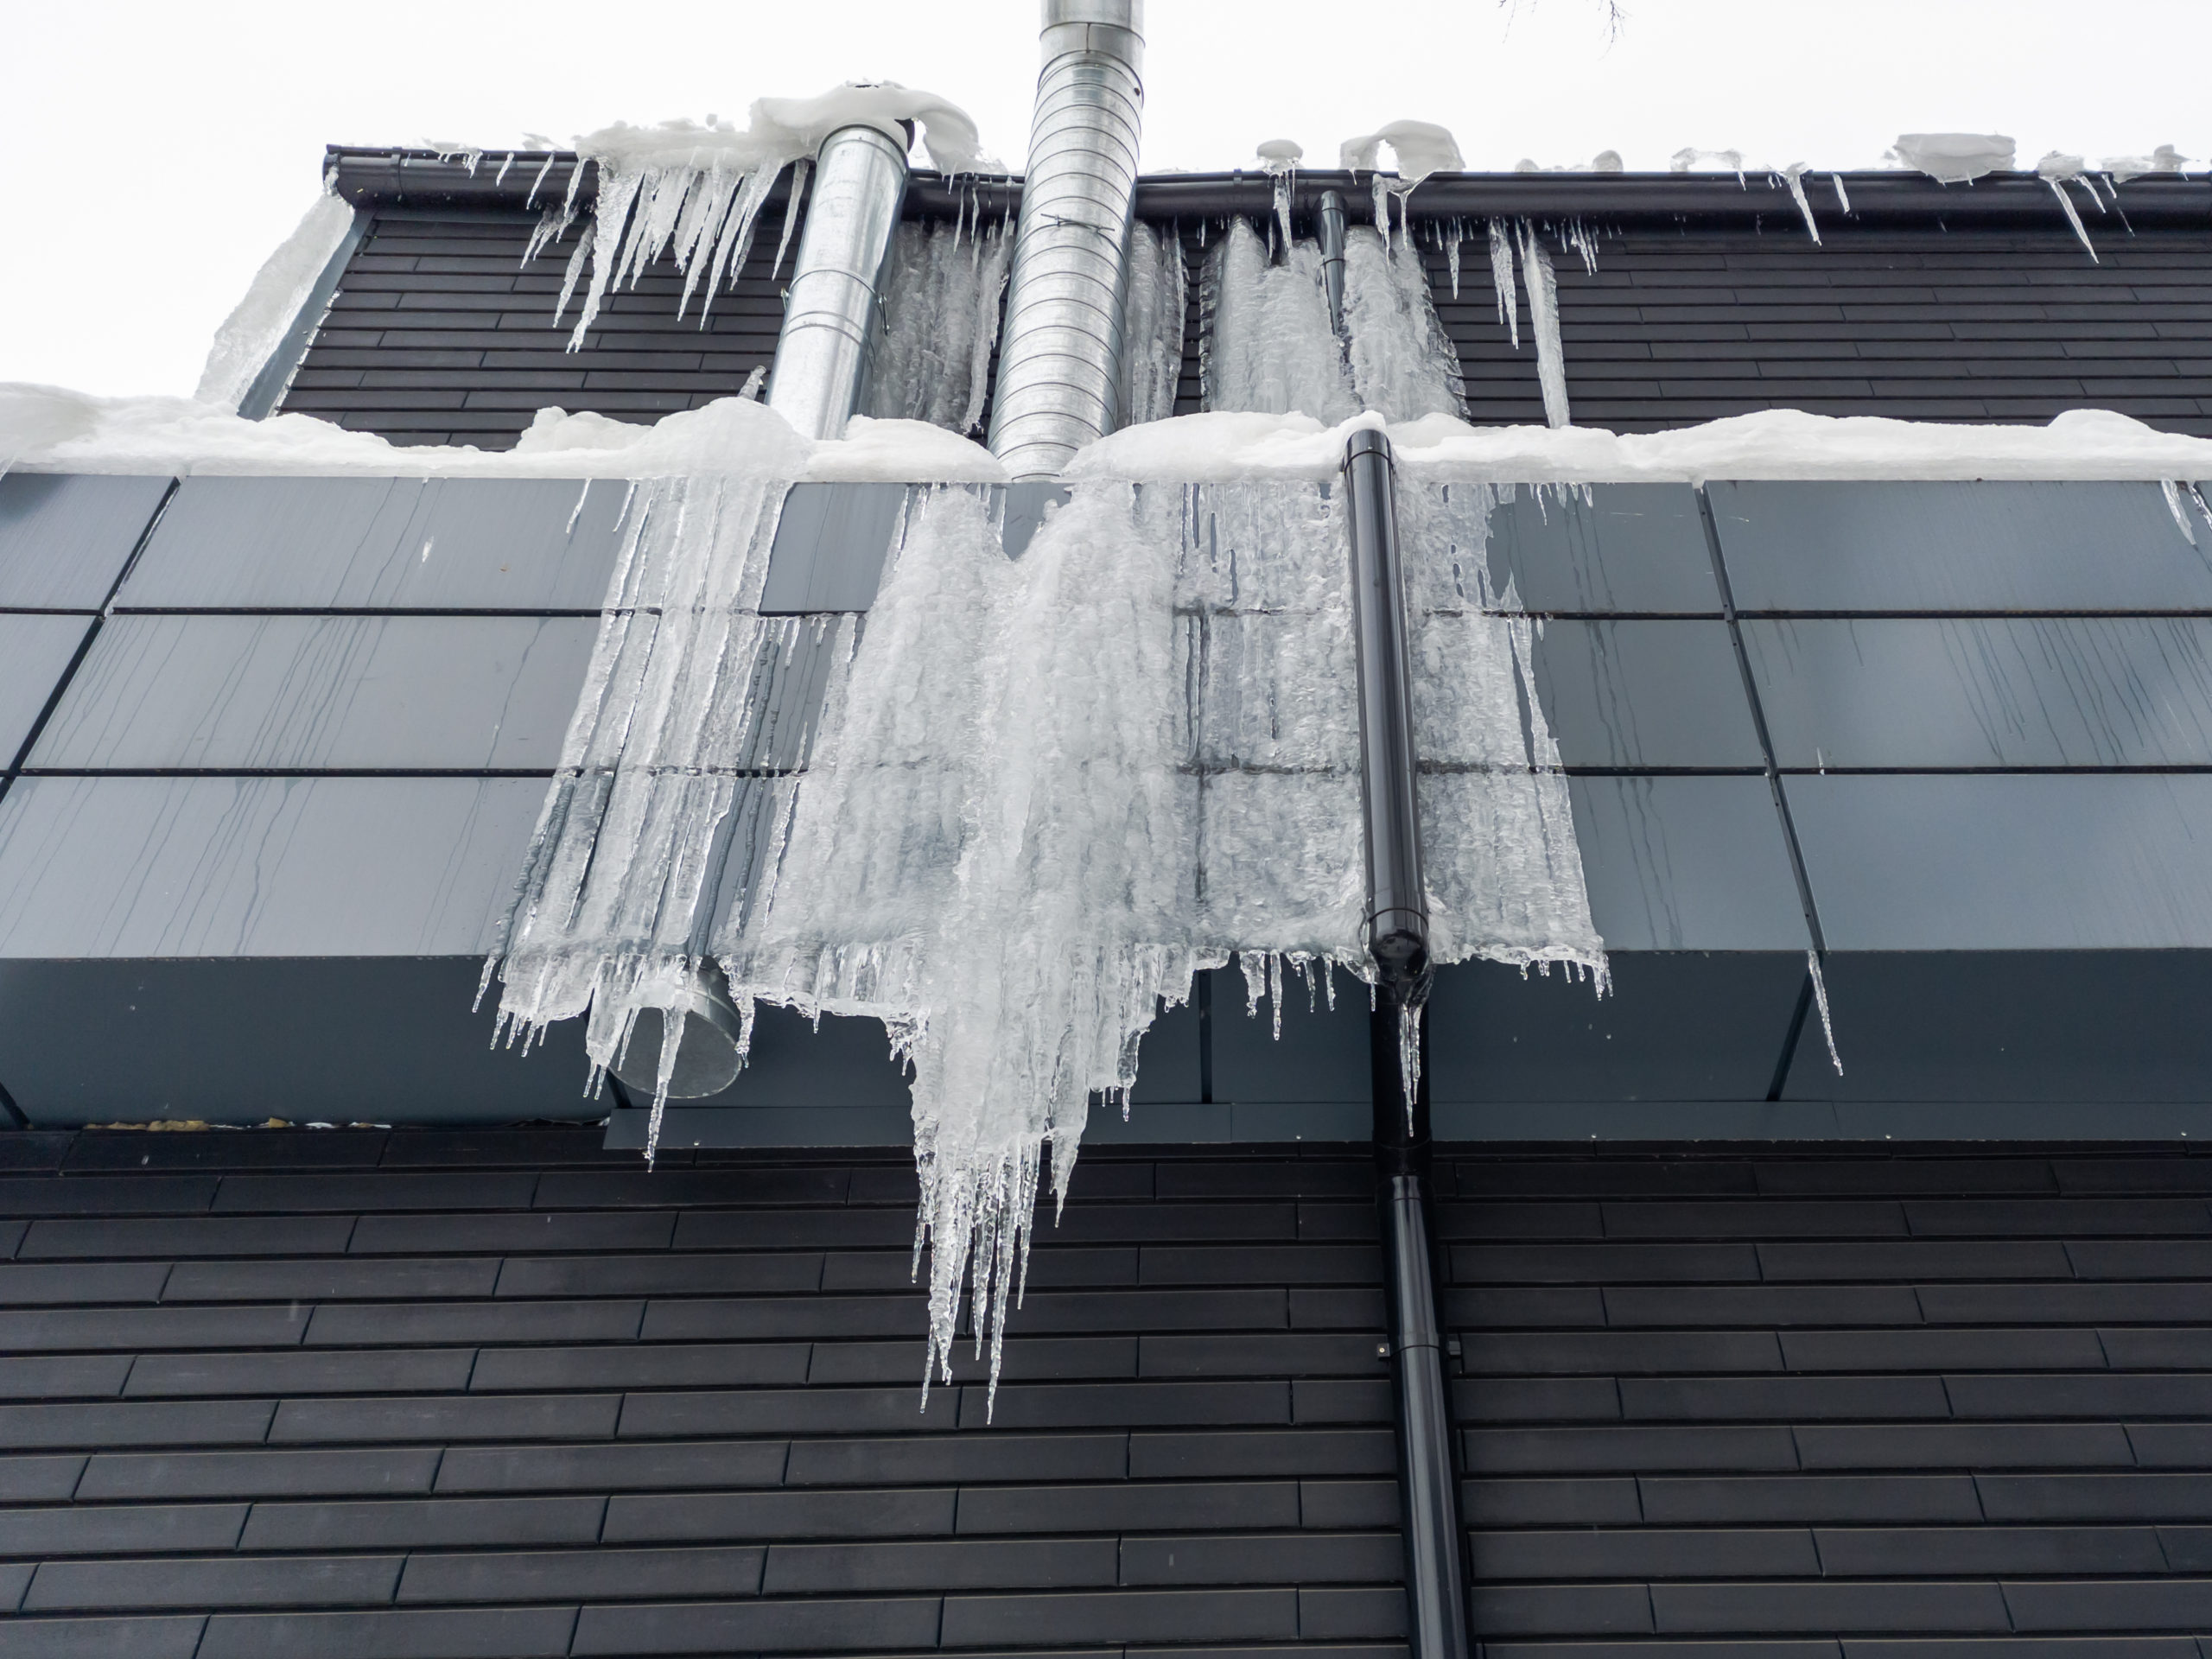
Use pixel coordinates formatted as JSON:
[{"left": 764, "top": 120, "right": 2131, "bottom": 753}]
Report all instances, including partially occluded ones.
[
  {"left": 987, "top": 0, "right": 1147, "bottom": 480},
  {"left": 766, "top": 123, "right": 912, "bottom": 441}
]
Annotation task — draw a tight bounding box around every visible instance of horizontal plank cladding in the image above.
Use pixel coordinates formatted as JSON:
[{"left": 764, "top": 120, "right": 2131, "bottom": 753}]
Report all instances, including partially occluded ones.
[
  {"left": 0, "top": 1128, "right": 1405, "bottom": 1657},
  {"left": 285, "top": 204, "right": 2212, "bottom": 443},
  {"left": 1447, "top": 1142, "right": 2212, "bottom": 1652},
  {"left": 1427, "top": 222, "right": 2212, "bottom": 435},
  {"left": 278, "top": 210, "right": 789, "bottom": 448}
]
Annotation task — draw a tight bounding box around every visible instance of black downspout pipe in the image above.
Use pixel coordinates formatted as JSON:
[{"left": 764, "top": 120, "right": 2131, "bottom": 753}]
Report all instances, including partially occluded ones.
[
  {"left": 1342, "top": 427, "right": 1469, "bottom": 1659},
  {"left": 1318, "top": 189, "right": 1349, "bottom": 335}
]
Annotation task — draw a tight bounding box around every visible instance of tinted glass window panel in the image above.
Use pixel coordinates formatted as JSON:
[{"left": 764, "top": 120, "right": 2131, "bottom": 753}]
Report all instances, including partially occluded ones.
[
  {"left": 118, "top": 477, "right": 629, "bottom": 610},
  {"left": 0, "top": 615, "right": 92, "bottom": 760},
  {"left": 1788, "top": 772, "right": 2212, "bottom": 950},
  {"left": 1745, "top": 616, "right": 2212, "bottom": 768},
  {"left": 1565, "top": 775, "right": 1809, "bottom": 951},
  {"left": 0, "top": 474, "right": 169, "bottom": 609},
  {"left": 1529, "top": 619, "right": 1764, "bottom": 768},
  {"left": 1711, "top": 480, "right": 2212, "bottom": 613},
  {"left": 30, "top": 616, "right": 597, "bottom": 772},
  {"left": 1404, "top": 482, "right": 1721, "bottom": 615},
  {"left": 0, "top": 776, "right": 541, "bottom": 957}
]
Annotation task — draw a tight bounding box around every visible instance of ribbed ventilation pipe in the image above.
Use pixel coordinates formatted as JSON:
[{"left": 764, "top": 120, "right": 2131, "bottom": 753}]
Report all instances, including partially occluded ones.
[
  {"left": 766, "top": 122, "right": 912, "bottom": 441},
  {"left": 987, "top": 0, "right": 1146, "bottom": 480}
]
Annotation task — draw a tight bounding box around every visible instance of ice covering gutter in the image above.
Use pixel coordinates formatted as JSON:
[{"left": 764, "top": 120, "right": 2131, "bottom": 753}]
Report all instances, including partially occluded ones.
[
  {"left": 986, "top": 0, "right": 1147, "bottom": 480},
  {"left": 325, "top": 148, "right": 2212, "bottom": 227}
]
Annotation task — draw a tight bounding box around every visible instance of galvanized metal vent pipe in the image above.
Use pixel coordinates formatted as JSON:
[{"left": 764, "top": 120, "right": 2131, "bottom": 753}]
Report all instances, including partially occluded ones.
[
  {"left": 766, "top": 123, "right": 912, "bottom": 441},
  {"left": 1345, "top": 427, "right": 1470, "bottom": 1659},
  {"left": 988, "top": 0, "right": 1147, "bottom": 480}
]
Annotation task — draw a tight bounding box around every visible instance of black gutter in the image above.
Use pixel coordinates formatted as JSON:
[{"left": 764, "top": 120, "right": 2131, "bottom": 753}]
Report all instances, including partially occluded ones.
[{"left": 327, "top": 145, "right": 2212, "bottom": 228}]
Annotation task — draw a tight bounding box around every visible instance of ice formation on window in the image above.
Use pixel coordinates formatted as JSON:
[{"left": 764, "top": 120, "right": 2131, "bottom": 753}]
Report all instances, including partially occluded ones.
[
  {"left": 1780, "top": 165, "right": 1822, "bottom": 245},
  {"left": 865, "top": 217, "right": 1014, "bottom": 437},
  {"left": 482, "top": 410, "right": 812, "bottom": 1109},
  {"left": 531, "top": 86, "right": 982, "bottom": 350},
  {"left": 713, "top": 474, "right": 1602, "bottom": 1403}
]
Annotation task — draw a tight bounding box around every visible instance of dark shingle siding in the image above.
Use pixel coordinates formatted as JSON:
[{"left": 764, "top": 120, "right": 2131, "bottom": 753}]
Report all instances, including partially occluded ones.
[
  {"left": 0, "top": 1129, "right": 1403, "bottom": 1655},
  {"left": 1431, "top": 224, "right": 2212, "bottom": 435},
  {"left": 288, "top": 197, "right": 2212, "bottom": 443},
  {"left": 1448, "top": 1144, "right": 2212, "bottom": 1647},
  {"left": 280, "top": 211, "right": 790, "bottom": 448}
]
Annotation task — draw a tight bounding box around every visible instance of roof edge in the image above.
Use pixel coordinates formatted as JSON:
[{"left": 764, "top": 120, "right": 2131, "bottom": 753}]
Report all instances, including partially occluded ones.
[{"left": 324, "top": 145, "right": 2212, "bottom": 227}]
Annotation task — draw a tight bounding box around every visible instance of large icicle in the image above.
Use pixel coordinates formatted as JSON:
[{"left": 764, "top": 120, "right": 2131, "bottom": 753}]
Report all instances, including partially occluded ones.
[
  {"left": 1338, "top": 227, "right": 1465, "bottom": 420},
  {"left": 865, "top": 218, "right": 1014, "bottom": 437},
  {"left": 1118, "top": 221, "right": 1190, "bottom": 427},
  {"left": 1487, "top": 220, "right": 1521, "bottom": 347},
  {"left": 1516, "top": 222, "right": 1572, "bottom": 428}
]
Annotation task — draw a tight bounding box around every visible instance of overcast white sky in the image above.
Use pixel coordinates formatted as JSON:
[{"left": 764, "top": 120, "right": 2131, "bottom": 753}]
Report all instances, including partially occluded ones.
[{"left": 2, "top": 0, "right": 2204, "bottom": 398}]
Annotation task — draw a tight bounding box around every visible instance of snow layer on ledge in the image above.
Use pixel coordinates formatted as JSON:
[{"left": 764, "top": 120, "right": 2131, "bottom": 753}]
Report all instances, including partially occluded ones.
[
  {"left": 0, "top": 386, "right": 1004, "bottom": 483},
  {"left": 194, "top": 193, "right": 359, "bottom": 412},
  {"left": 1067, "top": 408, "right": 2212, "bottom": 486},
  {"left": 12, "top": 382, "right": 2210, "bottom": 489}
]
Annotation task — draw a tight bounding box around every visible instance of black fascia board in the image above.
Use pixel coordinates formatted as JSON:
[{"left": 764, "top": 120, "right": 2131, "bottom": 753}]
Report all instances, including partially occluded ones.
[{"left": 326, "top": 143, "right": 2212, "bottom": 229}]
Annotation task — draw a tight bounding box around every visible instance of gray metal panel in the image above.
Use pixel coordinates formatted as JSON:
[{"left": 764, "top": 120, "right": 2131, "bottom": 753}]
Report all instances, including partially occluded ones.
[
  {"left": 630, "top": 1005, "right": 912, "bottom": 1114},
  {"left": 1429, "top": 953, "right": 1808, "bottom": 1104},
  {"left": 29, "top": 616, "right": 597, "bottom": 772},
  {"left": 1778, "top": 950, "right": 2212, "bottom": 1104},
  {"left": 1210, "top": 961, "right": 1371, "bottom": 1107},
  {"left": 0, "top": 776, "right": 542, "bottom": 957},
  {"left": 0, "top": 615, "right": 92, "bottom": 760},
  {"left": 117, "top": 477, "right": 628, "bottom": 610},
  {"left": 1710, "top": 480, "right": 2212, "bottom": 613},
  {"left": 1567, "top": 775, "right": 1810, "bottom": 951},
  {"left": 0, "top": 474, "right": 170, "bottom": 608},
  {"left": 0, "top": 959, "right": 594, "bottom": 1126},
  {"left": 1789, "top": 772, "right": 2212, "bottom": 950},
  {"left": 1480, "top": 484, "right": 1722, "bottom": 615},
  {"left": 1533, "top": 620, "right": 1764, "bottom": 768},
  {"left": 758, "top": 484, "right": 908, "bottom": 613},
  {"left": 1744, "top": 616, "right": 2212, "bottom": 769}
]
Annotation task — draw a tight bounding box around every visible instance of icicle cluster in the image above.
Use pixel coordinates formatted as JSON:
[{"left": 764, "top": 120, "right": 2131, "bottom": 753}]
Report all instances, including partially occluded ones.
[
  {"left": 522, "top": 86, "right": 984, "bottom": 352},
  {"left": 483, "top": 414, "right": 810, "bottom": 1136},
  {"left": 706, "top": 474, "right": 1604, "bottom": 1408},
  {"left": 865, "top": 216, "right": 1014, "bottom": 437},
  {"left": 1198, "top": 219, "right": 1461, "bottom": 421},
  {"left": 1119, "top": 222, "right": 1190, "bottom": 428}
]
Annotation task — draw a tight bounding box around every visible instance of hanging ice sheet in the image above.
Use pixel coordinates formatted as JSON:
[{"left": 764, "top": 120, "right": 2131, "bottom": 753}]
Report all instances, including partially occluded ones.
[
  {"left": 864, "top": 218, "right": 1014, "bottom": 437},
  {"left": 1200, "top": 219, "right": 1463, "bottom": 421},
  {"left": 1118, "top": 222, "right": 1190, "bottom": 427},
  {"left": 713, "top": 475, "right": 1603, "bottom": 1406}
]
